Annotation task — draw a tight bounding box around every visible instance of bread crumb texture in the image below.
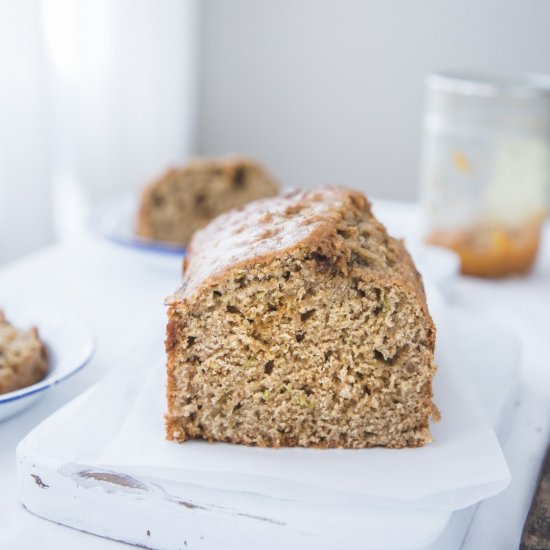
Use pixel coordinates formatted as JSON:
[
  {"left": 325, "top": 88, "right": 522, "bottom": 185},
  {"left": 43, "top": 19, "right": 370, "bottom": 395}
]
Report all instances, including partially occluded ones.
[
  {"left": 166, "top": 187, "right": 439, "bottom": 448},
  {"left": 0, "top": 311, "right": 48, "bottom": 394}
]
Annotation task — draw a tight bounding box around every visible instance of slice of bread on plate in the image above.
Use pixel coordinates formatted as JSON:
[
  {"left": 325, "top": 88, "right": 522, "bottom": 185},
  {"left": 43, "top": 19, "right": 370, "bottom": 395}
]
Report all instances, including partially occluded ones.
[
  {"left": 0, "top": 311, "right": 48, "bottom": 394},
  {"left": 137, "top": 156, "right": 278, "bottom": 245}
]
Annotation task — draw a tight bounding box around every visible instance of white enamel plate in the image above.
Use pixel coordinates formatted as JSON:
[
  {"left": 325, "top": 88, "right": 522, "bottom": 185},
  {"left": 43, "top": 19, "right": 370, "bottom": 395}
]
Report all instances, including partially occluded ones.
[{"left": 0, "top": 303, "right": 94, "bottom": 422}]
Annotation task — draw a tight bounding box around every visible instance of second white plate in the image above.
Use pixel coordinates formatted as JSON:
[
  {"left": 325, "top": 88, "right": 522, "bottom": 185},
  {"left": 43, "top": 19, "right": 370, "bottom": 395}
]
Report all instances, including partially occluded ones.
[{"left": 94, "top": 194, "right": 187, "bottom": 255}]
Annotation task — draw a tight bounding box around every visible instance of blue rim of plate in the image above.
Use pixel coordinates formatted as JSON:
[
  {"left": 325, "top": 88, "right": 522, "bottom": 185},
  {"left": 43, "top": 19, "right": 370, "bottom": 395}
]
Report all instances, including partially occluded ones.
[
  {"left": 0, "top": 340, "right": 95, "bottom": 405},
  {"left": 92, "top": 194, "right": 187, "bottom": 256},
  {"left": 105, "top": 232, "right": 187, "bottom": 255}
]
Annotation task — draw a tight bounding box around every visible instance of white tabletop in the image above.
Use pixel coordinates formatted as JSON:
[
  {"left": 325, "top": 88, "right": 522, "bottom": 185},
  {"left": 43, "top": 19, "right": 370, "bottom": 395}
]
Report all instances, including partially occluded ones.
[{"left": 0, "top": 201, "right": 549, "bottom": 550}]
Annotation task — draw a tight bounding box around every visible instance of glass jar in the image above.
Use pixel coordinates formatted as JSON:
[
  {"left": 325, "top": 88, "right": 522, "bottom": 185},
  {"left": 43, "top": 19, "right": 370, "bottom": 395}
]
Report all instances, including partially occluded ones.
[{"left": 420, "top": 72, "right": 550, "bottom": 278}]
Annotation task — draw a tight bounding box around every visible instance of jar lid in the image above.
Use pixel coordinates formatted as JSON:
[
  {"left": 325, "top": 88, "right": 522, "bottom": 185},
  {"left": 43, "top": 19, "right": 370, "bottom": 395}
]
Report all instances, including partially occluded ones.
[{"left": 427, "top": 71, "right": 550, "bottom": 99}]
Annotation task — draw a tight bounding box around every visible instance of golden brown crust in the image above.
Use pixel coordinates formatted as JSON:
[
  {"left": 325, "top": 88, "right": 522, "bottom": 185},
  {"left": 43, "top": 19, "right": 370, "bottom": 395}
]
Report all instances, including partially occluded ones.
[{"left": 168, "top": 187, "right": 433, "bottom": 346}]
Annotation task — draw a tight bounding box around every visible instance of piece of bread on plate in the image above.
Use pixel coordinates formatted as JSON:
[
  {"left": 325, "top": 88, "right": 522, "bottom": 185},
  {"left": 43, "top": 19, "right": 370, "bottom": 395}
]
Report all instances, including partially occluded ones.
[
  {"left": 137, "top": 156, "right": 278, "bottom": 245},
  {"left": 0, "top": 311, "right": 48, "bottom": 394}
]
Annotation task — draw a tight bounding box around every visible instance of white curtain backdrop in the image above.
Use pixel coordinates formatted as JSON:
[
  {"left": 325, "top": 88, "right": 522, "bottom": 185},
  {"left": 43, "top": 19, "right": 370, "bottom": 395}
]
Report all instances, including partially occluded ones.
[
  {"left": 0, "top": 0, "right": 53, "bottom": 264},
  {"left": 0, "top": 0, "right": 198, "bottom": 264}
]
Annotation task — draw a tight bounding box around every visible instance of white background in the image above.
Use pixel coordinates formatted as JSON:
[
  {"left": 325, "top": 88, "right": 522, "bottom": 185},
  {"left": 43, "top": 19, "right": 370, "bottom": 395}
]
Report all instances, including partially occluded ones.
[
  {"left": 2, "top": 0, "right": 550, "bottom": 258},
  {"left": 197, "top": 0, "right": 550, "bottom": 200}
]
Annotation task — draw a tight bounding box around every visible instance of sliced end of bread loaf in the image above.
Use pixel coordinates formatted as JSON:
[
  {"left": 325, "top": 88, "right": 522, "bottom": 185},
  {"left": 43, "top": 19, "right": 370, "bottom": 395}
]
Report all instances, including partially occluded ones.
[{"left": 165, "top": 188, "right": 438, "bottom": 448}]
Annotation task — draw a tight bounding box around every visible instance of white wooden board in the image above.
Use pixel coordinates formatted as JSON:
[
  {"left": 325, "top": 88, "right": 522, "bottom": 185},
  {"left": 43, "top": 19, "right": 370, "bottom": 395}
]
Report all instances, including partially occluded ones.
[{"left": 16, "top": 309, "right": 520, "bottom": 550}]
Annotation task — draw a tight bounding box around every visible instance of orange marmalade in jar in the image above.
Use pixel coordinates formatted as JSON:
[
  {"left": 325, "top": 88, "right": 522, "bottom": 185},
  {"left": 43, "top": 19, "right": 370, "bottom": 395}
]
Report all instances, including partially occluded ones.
[{"left": 420, "top": 72, "right": 550, "bottom": 278}]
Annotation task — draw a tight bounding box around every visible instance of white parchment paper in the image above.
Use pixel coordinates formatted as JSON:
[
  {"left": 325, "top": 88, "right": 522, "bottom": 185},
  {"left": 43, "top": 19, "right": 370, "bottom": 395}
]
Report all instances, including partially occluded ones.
[{"left": 98, "top": 332, "right": 510, "bottom": 512}]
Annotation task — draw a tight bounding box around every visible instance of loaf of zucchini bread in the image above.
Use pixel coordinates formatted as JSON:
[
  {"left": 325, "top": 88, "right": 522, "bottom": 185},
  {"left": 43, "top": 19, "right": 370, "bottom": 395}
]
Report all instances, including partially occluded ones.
[{"left": 165, "top": 187, "right": 438, "bottom": 448}]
